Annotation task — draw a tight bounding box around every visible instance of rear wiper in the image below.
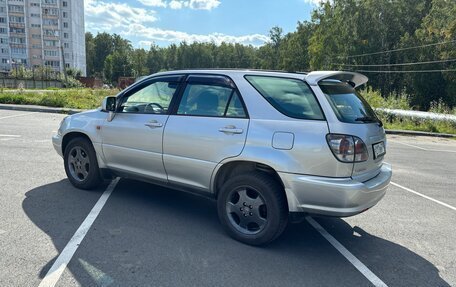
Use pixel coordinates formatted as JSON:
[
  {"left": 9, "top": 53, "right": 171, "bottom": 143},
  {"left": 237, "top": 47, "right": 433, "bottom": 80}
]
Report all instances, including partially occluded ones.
[
  {"left": 354, "top": 116, "right": 376, "bottom": 122},
  {"left": 355, "top": 116, "right": 383, "bottom": 127}
]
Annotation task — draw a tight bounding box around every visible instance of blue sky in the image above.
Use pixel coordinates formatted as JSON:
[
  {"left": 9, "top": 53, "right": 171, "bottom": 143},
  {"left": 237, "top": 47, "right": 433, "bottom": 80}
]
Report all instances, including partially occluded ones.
[{"left": 84, "top": 0, "right": 318, "bottom": 48}]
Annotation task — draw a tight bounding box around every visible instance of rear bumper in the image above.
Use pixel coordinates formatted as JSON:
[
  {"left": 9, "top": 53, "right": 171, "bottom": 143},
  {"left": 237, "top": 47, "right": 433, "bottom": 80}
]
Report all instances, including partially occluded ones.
[{"left": 279, "top": 163, "right": 392, "bottom": 217}]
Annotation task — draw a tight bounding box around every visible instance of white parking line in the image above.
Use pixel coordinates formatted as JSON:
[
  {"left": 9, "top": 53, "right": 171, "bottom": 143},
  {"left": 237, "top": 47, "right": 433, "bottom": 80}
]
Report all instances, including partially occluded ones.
[
  {"left": 38, "top": 178, "right": 119, "bottom": 287},
  {"left": 306, "top": 217, "right": 388, "bottom": 287},
  {"left": 389, "top": 140, "right": 456, "bottom": 153},
  {"left": 0, "top": 134, "right": 21, "bottom": 137},
  {"left": 391, "top": 182, "right": 456, "bottom": 211},
  {"left": 0, "top": 113, "right": 34, "bottom": 120}
]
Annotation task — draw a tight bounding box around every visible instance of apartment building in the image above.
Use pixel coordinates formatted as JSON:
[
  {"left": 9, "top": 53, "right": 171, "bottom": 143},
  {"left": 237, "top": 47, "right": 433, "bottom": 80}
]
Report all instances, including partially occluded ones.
[{"left": 0, "top": 0, "right": 86, "bottom": 76}]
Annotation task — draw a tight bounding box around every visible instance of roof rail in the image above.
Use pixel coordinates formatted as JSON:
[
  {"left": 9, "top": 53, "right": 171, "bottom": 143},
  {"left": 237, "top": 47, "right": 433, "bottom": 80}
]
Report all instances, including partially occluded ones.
[{"left": 155, "top": 68, "right": 309, "bottom": 75}]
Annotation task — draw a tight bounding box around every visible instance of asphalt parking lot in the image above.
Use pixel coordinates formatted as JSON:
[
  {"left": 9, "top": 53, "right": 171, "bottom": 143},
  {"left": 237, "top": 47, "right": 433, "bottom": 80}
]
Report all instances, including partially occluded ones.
[{"left": 0, "top": 109, "right": 455, "bottom": 287}]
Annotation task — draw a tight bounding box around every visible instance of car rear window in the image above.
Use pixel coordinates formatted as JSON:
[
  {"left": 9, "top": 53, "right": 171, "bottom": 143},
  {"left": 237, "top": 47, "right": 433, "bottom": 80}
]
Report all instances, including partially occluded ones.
[
  {"left": 319, "top": 81, "right": 379, "bottom": 124},
  {"left": 245, "top": 75, "right": 325, "bottom": 120}
]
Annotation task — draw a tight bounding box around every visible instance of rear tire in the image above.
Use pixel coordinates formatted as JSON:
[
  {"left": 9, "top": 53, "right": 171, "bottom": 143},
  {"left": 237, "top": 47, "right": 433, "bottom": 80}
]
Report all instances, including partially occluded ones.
[
  {"left": 64, "top": 137, "right": 102, "bottom": 190},
  {"left": 217, "top": 172, "right": 288, "bottom": 246}
]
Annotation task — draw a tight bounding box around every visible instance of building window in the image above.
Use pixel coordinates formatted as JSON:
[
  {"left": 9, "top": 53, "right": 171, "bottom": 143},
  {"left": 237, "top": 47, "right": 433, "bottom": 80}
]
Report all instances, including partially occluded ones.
[
  {"left": 10, "top": 37, "right": 26, "bottom": 44},
  {"left": 44, "top": 29, "right": 59, "bottom": 37},
  {"left": 9, "top": 16, "right": 25, "bottom": 23},
  {"left": 44, "top": 50, "right": 58, "bottom": 57},
  {"left": 62, "top": 11, "right": 68, "bottom": 18},
  {"left": 63, "top": 22, "right": 68, "bottom": 28},
  {"left": 45, "top": 60, "right": 60, "bottom": 67},
  {"left": 43, "top": 19, "right": 58, "bottom": 26},
  {"left": 44, "top": 40, "right": 58, "bottom": 47},
  {"left": 63, "top": 42, "right": 69, "bottom": 48},
  {"left": 12, "top": 47, "right": 26, "bottom": 54},
  {"left": 8, "top": 5, "right": 24, "bottom": 13},
  {"left": 10, "top": 27, "right": 26, "bottom": 34},
  {"left": 62, "top": 1, "right": 68, "bottom": 7},
  {"left": 43, "top": 8, "right": 59, "bottom": 16}
]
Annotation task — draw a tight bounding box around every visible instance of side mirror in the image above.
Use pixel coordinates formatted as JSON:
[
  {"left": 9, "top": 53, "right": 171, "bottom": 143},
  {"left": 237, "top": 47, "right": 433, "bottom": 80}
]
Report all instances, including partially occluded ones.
[{"left": 102, "top": 96, "right": 117, "bottom": 112}]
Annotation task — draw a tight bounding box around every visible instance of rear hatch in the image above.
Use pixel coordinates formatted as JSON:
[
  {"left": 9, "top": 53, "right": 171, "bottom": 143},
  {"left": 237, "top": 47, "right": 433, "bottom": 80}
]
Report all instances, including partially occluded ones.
[{"left": 319, "top": 81, "right": 386, "bottom": 182}]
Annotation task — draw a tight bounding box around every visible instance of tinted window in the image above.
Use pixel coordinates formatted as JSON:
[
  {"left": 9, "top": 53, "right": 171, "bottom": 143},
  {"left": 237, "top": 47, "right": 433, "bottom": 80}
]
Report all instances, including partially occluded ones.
[
  {"left": 320, "top": 81, "right": 378, "bottom": 124},
  {"left": 245, "top": 75, "right": 324, "bottom": 120},
  {"left": 177, "top": 82, "right": 246, "bottom": 118},
  {"left": 120, "top": 80, "right": 179, "bottom": 114}
]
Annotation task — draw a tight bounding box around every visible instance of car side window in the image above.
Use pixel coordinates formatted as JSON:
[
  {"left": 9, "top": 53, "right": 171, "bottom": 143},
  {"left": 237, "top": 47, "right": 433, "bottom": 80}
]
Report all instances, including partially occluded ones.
[
  {"left": 119, "top": 80, "right": 179, "bottom": 114},
  {"left": 177, "top": 82, "right": 246, "bottom": 118}
]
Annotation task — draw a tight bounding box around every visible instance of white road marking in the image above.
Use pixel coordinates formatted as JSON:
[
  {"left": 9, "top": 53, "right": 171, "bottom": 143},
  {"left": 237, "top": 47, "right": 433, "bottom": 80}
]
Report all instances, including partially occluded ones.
[
  {"left": 391, "top": 182, "right": 456, "bottom": 211},
  {"left": 0, "top": 138, "right": 16, "bottom": 141},
  {"left": 38, "top": 178, "right": 119, "bottom": 287},
  {"left": 389, "top": 140, "right": 456, "bottom": 153},
  {"left": 306, "top": 217, "right": 388, "bottom": 287},
  {"left": 0, "top": 134, "right": 21, "bottom": 137},
  {"left": 0, "top": 113, "right": 33, "bottom": 120}
]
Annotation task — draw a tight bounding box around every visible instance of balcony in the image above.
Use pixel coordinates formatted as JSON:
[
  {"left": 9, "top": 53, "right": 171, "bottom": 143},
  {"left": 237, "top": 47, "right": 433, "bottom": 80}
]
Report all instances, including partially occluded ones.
[{"left": 9, "top": 22, "right": 25, "bottom": 29}]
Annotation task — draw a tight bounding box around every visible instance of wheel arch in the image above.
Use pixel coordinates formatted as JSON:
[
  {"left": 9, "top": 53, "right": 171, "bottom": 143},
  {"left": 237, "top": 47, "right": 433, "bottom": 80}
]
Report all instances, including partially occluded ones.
[
  {"left": 212, "top": 160, "right": 285, "bottom": 198},
  {"left": 62, "top": 131, "right": 93, "bottom": 155}
]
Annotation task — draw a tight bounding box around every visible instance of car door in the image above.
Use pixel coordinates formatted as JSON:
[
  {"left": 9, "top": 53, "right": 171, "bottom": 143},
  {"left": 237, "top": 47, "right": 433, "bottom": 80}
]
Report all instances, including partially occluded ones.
[
  {"left": 163, "top": 75, "right": 249, "bottom": 191},
  {"left": 101, "top": 75, "right": 183, "bottom": 181}
]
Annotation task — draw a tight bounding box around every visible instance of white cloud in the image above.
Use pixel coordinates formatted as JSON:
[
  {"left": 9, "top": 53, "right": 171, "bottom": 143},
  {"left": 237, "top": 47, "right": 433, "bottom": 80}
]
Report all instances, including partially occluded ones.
[
  {"left": 138, "top": 0, "right": 167, "bottom": 7},
  {"left": 187, "top": 0, "right": 221, "bottom": 10},
  {"left": 169, "top": 0, "right": 183, "bottom": 9},
  {"left": 85, "top": 0, "right": 266, "bottom": 47},
  {"left": 148, "top": 0, "right": 221, "bottom": 10},
  {"left": 302, "top": 0, "right": 326, "bottom": 5},
  {"left": 124, "top": 23, "right": 268, "bottom": 46},
  {"left": 85, "top": 0, "right": 158, "bottom": 32}
]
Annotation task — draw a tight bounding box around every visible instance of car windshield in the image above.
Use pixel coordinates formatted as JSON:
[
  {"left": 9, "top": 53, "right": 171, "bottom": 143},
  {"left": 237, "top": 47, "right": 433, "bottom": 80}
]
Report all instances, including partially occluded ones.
[
  {"left": 320, "top": 81, "right": 379, "bottom": 124},
  {"left": 245, "top": 75, "right": 324, "bottom": 120}
]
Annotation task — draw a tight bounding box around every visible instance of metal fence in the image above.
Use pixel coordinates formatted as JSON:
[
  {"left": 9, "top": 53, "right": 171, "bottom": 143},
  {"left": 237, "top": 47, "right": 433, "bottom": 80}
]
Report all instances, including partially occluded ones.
[{"left": 0, "top": 78, "right": 63, "bottom": 89}]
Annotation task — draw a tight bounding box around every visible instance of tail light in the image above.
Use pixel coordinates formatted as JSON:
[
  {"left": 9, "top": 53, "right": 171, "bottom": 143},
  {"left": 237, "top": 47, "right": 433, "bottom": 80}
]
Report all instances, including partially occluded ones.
[{"left": 326, "top": 134, "right": 368, "bottom": 163}]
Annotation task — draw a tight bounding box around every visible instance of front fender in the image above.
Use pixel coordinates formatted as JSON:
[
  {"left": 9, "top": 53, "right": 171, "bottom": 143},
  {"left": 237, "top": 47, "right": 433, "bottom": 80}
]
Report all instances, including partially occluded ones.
[{"left": 60, "top": 110, "right": 109, "bottom": 168}]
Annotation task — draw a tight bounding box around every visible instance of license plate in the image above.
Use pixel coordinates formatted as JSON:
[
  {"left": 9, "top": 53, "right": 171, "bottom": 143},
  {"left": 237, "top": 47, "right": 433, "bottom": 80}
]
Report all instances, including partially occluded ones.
[{"left": 373, "top": 142, "right": 386, "bottom": 159}]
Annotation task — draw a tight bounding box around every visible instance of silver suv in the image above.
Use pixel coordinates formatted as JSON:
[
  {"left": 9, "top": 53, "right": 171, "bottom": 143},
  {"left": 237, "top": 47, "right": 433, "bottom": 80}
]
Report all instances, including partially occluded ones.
[{"left": 53, "top": 70, "right": 391, "bottom": 245}]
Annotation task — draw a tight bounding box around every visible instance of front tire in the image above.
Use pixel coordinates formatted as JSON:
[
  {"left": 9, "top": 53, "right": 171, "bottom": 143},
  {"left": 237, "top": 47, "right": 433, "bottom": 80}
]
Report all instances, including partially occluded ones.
[
  {"left": 217, "top": 172, "right": 288, "bottom": 246},
  {"left": 64, "top": 137, "right": 102, "bottom": 190}
]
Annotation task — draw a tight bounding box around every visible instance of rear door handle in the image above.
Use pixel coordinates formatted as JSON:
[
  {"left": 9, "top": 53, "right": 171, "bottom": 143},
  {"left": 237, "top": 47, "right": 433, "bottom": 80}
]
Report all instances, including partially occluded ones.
[
  {"left": 219, "top": 126, "right": 243, "bottom": 134},
  {"left": 144, "top": 121, "right": 163, "bottom": 128}
]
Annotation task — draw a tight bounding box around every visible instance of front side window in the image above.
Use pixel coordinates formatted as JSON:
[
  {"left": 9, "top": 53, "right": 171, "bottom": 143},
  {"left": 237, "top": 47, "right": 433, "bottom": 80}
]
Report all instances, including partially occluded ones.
[
  {"left": 177, "top": 80, "right": 246, "bottom": 118},
  {"left": 120, "top": 80, "right": 179, "bottom": 114},
  {"left": 245, "top": 75, "right": 324, "bottom": 120}
]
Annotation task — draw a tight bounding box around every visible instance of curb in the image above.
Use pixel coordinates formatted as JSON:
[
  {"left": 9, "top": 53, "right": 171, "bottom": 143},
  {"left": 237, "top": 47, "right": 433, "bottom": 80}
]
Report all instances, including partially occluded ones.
[
  {"left": 1, "top": 103, "right": 455, "bottom": 138},
  {"left": 385, "top": 129, "right": 456, "bottom": 138},
  {"left": 0, "top": 103, "right": 84, "bottom": 115}
]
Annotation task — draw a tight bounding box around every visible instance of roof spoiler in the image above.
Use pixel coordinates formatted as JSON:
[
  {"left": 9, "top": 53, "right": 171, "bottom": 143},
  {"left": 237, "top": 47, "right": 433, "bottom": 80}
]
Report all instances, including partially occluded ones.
[{"left": 305, "top": 71, "right": 368, "bottom": 88}]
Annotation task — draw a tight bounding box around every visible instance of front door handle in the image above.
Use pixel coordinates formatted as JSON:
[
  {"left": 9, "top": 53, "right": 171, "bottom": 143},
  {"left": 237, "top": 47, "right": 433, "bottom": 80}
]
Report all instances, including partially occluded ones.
[
  {"left": 219, "top": 126, "right": 243, "bottom": 134},
  {"left": 144, "top": 121, "right": 163, "bottom": 128}
]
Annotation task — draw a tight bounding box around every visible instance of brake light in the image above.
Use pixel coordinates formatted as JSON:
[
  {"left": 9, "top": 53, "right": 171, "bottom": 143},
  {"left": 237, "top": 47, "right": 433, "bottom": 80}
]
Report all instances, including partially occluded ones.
[
  {"left": 326, "top": 134, "right": 368, "bottom": 163},
  {"left": 354, "top": 137, "right": 368, "bottom": 161}
]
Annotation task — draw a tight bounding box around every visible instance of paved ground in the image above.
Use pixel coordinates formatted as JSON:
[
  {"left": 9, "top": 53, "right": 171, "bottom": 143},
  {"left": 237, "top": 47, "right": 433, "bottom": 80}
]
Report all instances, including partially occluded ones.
[{"left": 0, "top": 109, "right": 455, "bottom": 287}]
